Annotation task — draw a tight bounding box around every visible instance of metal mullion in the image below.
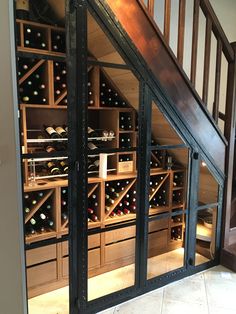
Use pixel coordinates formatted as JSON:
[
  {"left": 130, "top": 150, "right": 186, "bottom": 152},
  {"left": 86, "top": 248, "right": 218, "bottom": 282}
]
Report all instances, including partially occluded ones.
[
  {"left": 87, "top": 147, "right": 137, "bottom": 155},
  {"left": 66, "top": 1, "right": 88, "bottom": 313},
  {"left": 17, "top": 50, "right": 65, "bottom": 61},
  {"left": 87, "top": 220, "right": 137, "bottom": 235},
  {"left": 148, "top": 209, "right": 188, "bottom": 223},
  {"left": 197, "top": 203, "right": 219, "bottom": 211},
  {"left": 150, "top": 144, "right": 187, "bottom": 150},
  {"left": 186, "top": 151, "right": 200, "bottom": 268},
  {"left": 215, "top": 185, "right": 224, "bottom": 261},
  {"left": 136, "top": 84, "right": 152, "bottom": 288},
  {"left": 87, "top": 59, "right": 131, "bottom": 70}
]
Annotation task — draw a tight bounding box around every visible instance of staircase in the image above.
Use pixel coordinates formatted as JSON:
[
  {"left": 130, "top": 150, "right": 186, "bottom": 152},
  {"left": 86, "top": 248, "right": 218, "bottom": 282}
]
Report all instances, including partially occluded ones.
[{"left": 90, "top": 0, "right": 236, "bottom": 269}]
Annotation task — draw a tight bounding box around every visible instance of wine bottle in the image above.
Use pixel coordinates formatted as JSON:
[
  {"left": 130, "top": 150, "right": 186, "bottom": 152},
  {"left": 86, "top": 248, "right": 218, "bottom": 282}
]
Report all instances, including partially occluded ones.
[
  {"left": 44, "top": 125, "right": 60, "bottom": 139},
  {"left": 46, "top": 161, "right": 61, "bottom": 175},
  {"left": 45, "top": 144, "right": 56, "bottom": 153},
  {"left": 59, "top": 160, "right": 69, "bottom": 174},
  {"left": 61, "top": 212, "right": 68, "bottom": 221},
  {"left": 16, "top": 0, "right": 29, "bottom": 19}
]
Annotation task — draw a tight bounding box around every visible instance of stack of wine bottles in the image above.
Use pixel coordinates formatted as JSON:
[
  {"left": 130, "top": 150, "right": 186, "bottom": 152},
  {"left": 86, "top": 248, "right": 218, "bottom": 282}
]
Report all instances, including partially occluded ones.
[
  {"left": 173, "top": 172, "right": 184, "bottom": 187},
  {"left": 88, "top": 193, "right": 99, "bottom": 223},
  {"left": 24, "top": 192, "right": 54, "bottom": 236},
  {"left": 171, "top": 226, "right": 182, "bottom": 240},
  {"left": 88, "top": 156, "right": 99, "bottom": 173},
  {"left": 51, "top": 31, "right": 66, "bottom": 53},
  {"left": 88, "top": 81, "right": 94, "bottom": 106},
  {"left": 172, "top": 191, "right": 183, "bottom": 205},
  {"left": 149, "top": 175, "right": 168, "bottom": 208},
  {"left": 61, "top": 188, "right": 68, "bottom": 225},
  {"left": 100, "top": 73, "right": 128, "bottom": 108},
  {"left": 119, "top": 134, "right": 132, "bottom": 149},
  {"left": 17, "top": 57, "right": 37, "bottom": 79},
  {"left": 19, "top": 60, "right": 47, "bottom": 104},
  {"left": 119, "top": 113, "right": 133, "bottom": 130},
  {"left": 171, "top": 212, "right": 182, "bottom": 223},
  {"left": 54, "top": 61, "right": 67, "bottom": 105},
  {"left": 23, "top": 25, "right": 48, "bottom": 50},
  {"left": 105, "top": 180, "right": 137, "bottom": 217},
  {"left": 119, "top": 154, "right": 132, "bottom": 162}
]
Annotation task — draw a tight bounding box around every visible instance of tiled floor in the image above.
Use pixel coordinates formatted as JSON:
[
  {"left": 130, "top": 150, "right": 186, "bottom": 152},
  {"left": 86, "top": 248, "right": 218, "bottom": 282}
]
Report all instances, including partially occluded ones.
[{"left": 29, "top": 264, "right": 236, "bottom": 314}]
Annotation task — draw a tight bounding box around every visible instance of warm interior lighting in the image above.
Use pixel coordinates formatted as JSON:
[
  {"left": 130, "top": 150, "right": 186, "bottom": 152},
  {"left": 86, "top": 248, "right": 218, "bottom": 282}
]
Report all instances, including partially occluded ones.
[{"left": 201, "top": 161, "right": 207, "bottom": 167}]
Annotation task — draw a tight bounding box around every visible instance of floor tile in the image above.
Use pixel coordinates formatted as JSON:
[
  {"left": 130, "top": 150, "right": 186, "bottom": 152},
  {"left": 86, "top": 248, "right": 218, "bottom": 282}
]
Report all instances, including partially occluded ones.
[
  {"left": 163, "top": 276, "right": 207, "bottom": 305},
  {"left": 208, "top": 305, "right": 236, "bottom": 314},
  {"left": 114, "top": 289, "right": 163, "bottom": 314},
  {"left": 205, "top": 279, "right": 236, "bottom": 310},
  {"left": 162, "top": 299, "right": 208, "bottom": 314}
]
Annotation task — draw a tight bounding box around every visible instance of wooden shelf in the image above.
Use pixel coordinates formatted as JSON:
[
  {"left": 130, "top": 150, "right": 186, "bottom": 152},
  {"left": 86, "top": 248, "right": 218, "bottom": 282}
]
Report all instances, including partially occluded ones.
[
  {"left": 104, "top": 213, "right": 136, "bottom": 225},
  {"left": 25, "top": 230, "right": 57, "bottom": 244}
]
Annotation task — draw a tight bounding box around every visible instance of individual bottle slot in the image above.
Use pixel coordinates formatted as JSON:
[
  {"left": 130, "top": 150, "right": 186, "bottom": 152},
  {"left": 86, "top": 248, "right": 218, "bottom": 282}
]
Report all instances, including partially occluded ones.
[
  {"left": 119, "top": 113, "right": 133, "bottom": 130},
  {"left": 119, "top": 134, "right": 132, "bottom": 149},
  {"left": 24, "top": 25, "right": 48, "bottom": 50},
  {"left": 51, "top": 31, "right": 66, "bottom": 53},
  {"left": 53, "top": 61, "right": 67, "bottom": 104},
  {"left": 20, "top": 65, "right": 47, "bottom": 104},
  {"left": 171, "top": 226, "right": 182, "bottom": 240}
]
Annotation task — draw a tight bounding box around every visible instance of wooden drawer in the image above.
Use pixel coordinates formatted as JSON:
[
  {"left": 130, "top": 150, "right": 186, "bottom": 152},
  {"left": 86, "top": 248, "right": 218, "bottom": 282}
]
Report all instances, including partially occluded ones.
[
  {"left": 148, "top": 219, "right": 169, "bottom": 233},
  {"left": 62, "top": 248, "right": 101, "bottom": 277},
  {"left": 27, "top": 261, "right": 57, "bottom": 288},
  {"left": 105, "top": 226, "right": 136, "bottom": 244},
  {"left": 26, "top": 244, "right": 57, "bottom": 267},
  {"left": 105, "top": 238, "right": 135, "bottom": 264},
  {"left": 148, "top": 230, "right": 168, "bottom": 256},
  {"left": 62, "top": 234, "right": 100, "bottom": 257}
]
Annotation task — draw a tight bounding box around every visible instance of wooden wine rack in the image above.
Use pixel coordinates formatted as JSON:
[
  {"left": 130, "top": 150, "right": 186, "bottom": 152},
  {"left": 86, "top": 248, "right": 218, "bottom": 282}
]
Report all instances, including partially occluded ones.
[{"left": 16, "top": 19, "right": 187, "bottom": 298}]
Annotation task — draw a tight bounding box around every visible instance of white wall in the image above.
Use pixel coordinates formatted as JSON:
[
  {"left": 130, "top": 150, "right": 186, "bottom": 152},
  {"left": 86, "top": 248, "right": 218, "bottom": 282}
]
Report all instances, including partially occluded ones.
[
  {"left": 0, "top": 1, "right": 27, "bottom": 313},
  {"left": 211, "top": 0, "right": 236, "bottom": 43}
]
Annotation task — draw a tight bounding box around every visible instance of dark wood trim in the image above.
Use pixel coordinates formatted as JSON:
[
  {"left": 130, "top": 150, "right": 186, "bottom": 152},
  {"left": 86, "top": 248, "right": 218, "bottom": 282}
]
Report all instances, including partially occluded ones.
[
  {"left": 191, "top": 0, "right": 200, "bottom": 87},
  {"left": 177, "top": 0, "right": 186, "bottom": 66},
  {"left": 164, "top": 0, "right": 171, "bottom": 44},
  {"left": 202, "top": 15, "right": 212, "bottom": 104},
  {"left": 222, "top": 42, "right": 236, "bottom": 249},
  {"left": 213, "top": 39, "right": 222, "bottom": 123}
]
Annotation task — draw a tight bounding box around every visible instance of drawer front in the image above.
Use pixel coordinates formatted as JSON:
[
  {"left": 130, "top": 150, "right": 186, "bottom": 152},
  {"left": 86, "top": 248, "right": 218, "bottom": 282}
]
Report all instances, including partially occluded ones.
[
  {"left": 105, "top": 238, "right": 135, "bottom": 264},
  {"left": 148, "top": 219, "right": 169, "bottom": 233},
  {"left": 27, "top": 261, "right": 57, "bottom": 288},
  {"left": 105, "top": 226, "right": 136, "bottom": 244},
  {"left": 148, "top": 230, "right": 168, "bottom": 255},
  {"left": 26, "top": 244, "right": 57, "bottom": 267},
  {"left": 62, "top": 248, "right": 101, "bottom": 277},
  {"left": 62, "top": 235, "right": 100, "bottom": 257}
]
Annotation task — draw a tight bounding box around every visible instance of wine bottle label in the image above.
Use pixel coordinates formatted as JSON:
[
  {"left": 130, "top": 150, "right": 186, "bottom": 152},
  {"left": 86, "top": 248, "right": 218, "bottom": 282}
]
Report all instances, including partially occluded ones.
[
  {"left": 46, "top": 127, "right": 56, "bottom": 136},
  {"left": 16, "top": 0, "right": 29, "bottom": 11},
  {"left": 55, "top": 126, "right": 66, "bottom": 135}
]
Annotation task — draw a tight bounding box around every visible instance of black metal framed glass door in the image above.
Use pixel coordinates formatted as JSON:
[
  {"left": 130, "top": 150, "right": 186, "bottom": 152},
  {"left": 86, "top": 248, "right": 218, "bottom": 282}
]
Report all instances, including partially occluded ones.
[{"left": 67, "top": 2, "right": 146, "bottom": 313}]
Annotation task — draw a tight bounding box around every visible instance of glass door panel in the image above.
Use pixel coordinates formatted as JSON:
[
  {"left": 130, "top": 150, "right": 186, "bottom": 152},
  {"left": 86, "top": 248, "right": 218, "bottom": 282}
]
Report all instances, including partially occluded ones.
[
  {"left": 147, "top": 100, "right": 189, "bottom": 280},
  {"left": 86, "top": 11, "right": 139, "bottom": 301},
  {"left": 195, "top": 206, "right": 218, "bottom": 266}
]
